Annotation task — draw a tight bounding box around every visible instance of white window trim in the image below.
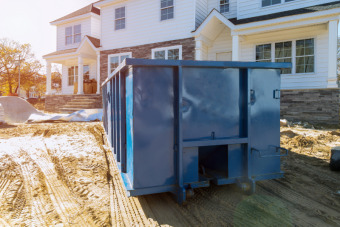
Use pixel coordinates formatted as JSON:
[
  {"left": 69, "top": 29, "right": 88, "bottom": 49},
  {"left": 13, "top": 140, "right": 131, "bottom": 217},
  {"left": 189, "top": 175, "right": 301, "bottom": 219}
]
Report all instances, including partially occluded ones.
[
  {"left": 74, "top": 25, "right": 82, "bottom": 43},
  {"left": 160, "top": 0, "right": 175, "bottom": 21},
  {"left": 152, "top": 45, "right": 182, "bottom": 60},
  {"left": 65, "top": 24, "right": 81, "bottom": 45},
  {"left": 65, "top": 26, "right": 73, "bottom": 46},
  {"left": 254, "top": 37, "right": 316, "bottom": 75},
  {"left": 114, "top": 6, "right": 126, "bottom": 31},
  {"left": 68, "top": 66, "right": 78, "bottom": 87},
  {"left": 220, "top": 0, "right": 230, "bottom": 13},
  {"left": 107, "top": 52, "right": 132, "bottom": 77}
]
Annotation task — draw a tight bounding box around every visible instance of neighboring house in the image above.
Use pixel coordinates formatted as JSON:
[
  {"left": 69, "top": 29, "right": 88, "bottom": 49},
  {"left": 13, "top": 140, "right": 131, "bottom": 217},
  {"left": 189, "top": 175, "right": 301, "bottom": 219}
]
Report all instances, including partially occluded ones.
[{"left": 44, "top": 0, "right": 340, "bottom": 125}]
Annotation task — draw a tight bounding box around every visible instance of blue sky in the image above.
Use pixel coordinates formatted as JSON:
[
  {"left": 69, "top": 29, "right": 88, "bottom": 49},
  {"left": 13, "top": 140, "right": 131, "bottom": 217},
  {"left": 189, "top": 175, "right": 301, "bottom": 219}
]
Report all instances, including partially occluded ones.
[{"left": 0, "top": 0, "right": 94, "bottom": 63}]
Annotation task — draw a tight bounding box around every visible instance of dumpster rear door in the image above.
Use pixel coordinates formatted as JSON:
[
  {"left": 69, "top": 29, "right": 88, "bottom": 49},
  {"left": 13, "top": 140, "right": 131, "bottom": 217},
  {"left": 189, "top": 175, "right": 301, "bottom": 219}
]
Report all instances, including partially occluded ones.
[{"left": 249, "top": 68, "right": 281, "bottom": 177}]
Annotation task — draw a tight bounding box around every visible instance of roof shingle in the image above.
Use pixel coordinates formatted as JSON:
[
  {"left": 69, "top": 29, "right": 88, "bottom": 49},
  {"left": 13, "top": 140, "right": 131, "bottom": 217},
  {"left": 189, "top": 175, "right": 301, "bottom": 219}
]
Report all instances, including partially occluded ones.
[
  {"left": 51, "top": 3, "right": 100, "bottom": 24},
  {"left": 229, "top": 1, "right": 340, "bottom": 25}
]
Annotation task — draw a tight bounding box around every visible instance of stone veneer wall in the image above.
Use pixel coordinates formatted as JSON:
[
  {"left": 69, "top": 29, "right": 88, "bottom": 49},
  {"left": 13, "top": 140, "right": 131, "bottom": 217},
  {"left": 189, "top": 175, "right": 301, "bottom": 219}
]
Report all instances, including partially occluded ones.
[
  {"left": 100, "top": 37, "right": 195, "bottom": 87},
  {"left": 45, "top": 95, "right": 102, "bottom": 113},
  {"left": 280, "top": 88, "right": 340, "bottom": 126}
]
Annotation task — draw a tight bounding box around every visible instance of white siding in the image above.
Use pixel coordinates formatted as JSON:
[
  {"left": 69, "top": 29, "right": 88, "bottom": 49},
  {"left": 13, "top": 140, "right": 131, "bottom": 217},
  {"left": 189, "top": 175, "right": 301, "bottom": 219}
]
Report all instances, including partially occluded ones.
[
  {"left": 239, "top": 24, "right": 329, "bottom": 89},
  {"left": 237, "top": 0, "right": 339, "bottom": 20},
  {"left": 207, "top": 28, "right": 233, "bottom": 60},
  {"left": 89, "top": 62, "right": 97, "bottom": 80},
  {"left": 91, "top": 16, "right": 101, "bottom": 39},
  {"left": 56, "top": 18, "right": 92, "bottom": 51},
  {"left": 100, "top": 0, "right": 196, "bottom": 51},
  {"left": 61, "top": 65, "right": 73, "bottom": 94},
  {"left": 208, "top": 0, "right": 237, "bottom": 18},
  {"left": 196, "top": 0, "right": 208, "bottom": 28}
]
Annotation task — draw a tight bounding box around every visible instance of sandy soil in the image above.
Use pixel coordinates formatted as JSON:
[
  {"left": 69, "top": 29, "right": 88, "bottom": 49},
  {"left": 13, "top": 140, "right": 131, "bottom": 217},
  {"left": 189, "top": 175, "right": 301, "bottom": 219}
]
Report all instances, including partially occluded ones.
[{"left": 0, "top": 122, "right": 339, "bottom": 226}]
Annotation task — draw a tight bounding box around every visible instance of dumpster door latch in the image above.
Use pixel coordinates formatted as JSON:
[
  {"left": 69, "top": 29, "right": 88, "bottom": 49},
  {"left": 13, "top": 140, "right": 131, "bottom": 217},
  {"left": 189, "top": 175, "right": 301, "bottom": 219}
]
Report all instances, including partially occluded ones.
[
  {"left": 273, "top": 89, "right": 281, "bottom": 99},
  {"left": 250, "top": 89, "right": 256, "bottom": 105}
]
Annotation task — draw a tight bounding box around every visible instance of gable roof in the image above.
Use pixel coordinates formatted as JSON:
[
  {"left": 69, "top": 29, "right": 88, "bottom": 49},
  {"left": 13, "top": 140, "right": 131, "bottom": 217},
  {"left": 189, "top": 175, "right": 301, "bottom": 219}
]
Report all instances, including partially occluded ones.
[
  {"left": 43, "top": 36, "right": 101, "bottom": 59},
  {"left": 86, "top": 36, "right": 101, "bottom": 48},
  {"left": 43, "top": 48, "right": 77, "bottom": 58},
  {"left": 229, "top": 1, "right": 340, "bottom": 25},
  {"left": 51, "top": 3, "right": 100, "bottom": 24}
]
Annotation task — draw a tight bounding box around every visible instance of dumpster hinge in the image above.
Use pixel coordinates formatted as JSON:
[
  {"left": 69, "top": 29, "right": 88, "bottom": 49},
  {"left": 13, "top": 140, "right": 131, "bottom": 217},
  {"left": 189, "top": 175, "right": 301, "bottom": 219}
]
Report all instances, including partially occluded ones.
[
  {"left": 273, "top": 89, "right": 281, "bottom": 99},
  {"left": 251, "top": 147, "right": 288, "bottom": 158}
]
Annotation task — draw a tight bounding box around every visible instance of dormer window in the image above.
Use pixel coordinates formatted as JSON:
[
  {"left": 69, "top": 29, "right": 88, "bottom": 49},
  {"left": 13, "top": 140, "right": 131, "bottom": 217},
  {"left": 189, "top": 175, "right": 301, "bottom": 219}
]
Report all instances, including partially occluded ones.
[
  {"left": 74, "top": 25, "right": 81, "bottom": 43},
  {"left": 220, "top": 0, "right": 229, "bottom": 13},
  {"left": 262, "top": 0, "right": 281, "bottom": 7},
  {"left": 65, "top": 27, "right": 73, "bottom": 45},
  {"left": 115, "top": 7, "right": 126, "bottom": 30},
  {"left": 161, "top": 0, "right": 174, "bottom": 21},
  {"left": 65, "top": 24, "right": 81, "bottom": 45}
]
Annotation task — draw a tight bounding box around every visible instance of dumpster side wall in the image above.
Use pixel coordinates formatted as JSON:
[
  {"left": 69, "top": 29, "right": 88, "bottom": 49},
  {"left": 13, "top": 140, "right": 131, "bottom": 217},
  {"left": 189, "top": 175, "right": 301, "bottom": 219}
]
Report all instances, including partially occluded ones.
[{"left": 132, "top": 66, "right": 176, "bottom": 189}]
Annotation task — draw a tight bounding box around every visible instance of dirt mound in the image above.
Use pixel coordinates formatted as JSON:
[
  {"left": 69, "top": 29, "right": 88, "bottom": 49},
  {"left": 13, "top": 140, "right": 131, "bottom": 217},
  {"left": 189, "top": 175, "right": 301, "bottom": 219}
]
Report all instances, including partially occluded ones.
[
  {"left": 1, "top": 123, "right": 340, "bottom": 226},
  {"left": 281, "top": 130, "right": 298, "bottom": 138},
  {"left": 330, "top": 130, "right": 340, "bottom": 137},
  {"left": 0, "top": 123, "right": 110, "bottom": 226}
]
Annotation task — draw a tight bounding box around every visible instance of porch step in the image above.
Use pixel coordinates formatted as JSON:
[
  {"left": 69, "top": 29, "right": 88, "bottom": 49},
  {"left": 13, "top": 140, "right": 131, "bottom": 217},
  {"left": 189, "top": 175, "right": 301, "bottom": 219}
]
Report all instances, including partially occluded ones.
[
  {"left": 60, "top": 108, "right": 86, "bottom": 114},
  {"left": 60, "top": 94, "right": 102, "bottom": 114}
]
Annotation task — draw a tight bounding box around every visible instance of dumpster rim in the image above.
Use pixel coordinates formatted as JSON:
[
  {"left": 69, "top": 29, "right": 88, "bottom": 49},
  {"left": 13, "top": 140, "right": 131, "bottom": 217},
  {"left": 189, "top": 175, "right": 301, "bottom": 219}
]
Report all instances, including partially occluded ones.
[{"left": 102, "top": 58, "right": 292, "bottom": 87}]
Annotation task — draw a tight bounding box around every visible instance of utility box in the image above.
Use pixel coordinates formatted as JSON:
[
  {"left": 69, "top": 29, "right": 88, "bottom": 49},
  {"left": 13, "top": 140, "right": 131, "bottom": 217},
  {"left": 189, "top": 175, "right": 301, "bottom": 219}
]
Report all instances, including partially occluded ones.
[{"left": 102, "top": 58, "right": 291, "bottom": 203}]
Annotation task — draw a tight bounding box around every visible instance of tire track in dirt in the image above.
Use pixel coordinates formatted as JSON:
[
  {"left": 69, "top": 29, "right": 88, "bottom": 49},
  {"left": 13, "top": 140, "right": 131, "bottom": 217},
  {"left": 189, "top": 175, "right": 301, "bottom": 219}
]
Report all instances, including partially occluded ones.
[
  {"left": 26, "top": 145, "right": 97, "bottom": 226},
  {"left": 104, "top": 145, "right": 151, "bottom": 226}
]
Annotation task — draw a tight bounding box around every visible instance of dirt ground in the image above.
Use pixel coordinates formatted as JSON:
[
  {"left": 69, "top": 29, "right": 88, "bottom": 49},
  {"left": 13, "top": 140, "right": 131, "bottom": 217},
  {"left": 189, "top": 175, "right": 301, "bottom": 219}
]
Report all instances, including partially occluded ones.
[{"left": 0, "top": 122, "right": 339, "bottom": 226}]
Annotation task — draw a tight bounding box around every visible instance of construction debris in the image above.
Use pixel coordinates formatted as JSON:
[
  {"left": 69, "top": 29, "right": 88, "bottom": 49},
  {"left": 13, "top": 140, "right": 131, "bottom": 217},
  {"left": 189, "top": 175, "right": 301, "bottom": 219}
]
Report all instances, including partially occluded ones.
[{"left": 0, "top": 97, "right": 102, "bottom": 123}]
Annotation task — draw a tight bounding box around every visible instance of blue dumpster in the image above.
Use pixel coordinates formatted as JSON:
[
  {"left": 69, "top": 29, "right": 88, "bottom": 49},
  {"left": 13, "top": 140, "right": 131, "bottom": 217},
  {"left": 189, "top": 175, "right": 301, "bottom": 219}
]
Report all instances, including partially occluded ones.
[{"left": 102, "top": 58, "right": 291, "bottom": 204}]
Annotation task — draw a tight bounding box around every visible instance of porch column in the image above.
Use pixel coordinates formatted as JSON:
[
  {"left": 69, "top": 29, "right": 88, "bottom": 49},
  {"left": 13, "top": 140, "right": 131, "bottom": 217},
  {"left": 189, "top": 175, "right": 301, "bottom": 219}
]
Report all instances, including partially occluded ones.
[
  {"left": 46, "top": 61, "right": 52, "bottom": 95},
  {"left": 232, "top": 35, "right": 240, "bottom": 61},
  {"left": 78, "top": 56, "right": 84, "bottom": 94},
  {"left": 96, "top": 52, "right": 101, "bottom": 94},
  {"left": 195, "top": 38, "right": 203, "bottom": 60},
  {"left": 327, "top": 20, "right": 338, "bottom": 88}
]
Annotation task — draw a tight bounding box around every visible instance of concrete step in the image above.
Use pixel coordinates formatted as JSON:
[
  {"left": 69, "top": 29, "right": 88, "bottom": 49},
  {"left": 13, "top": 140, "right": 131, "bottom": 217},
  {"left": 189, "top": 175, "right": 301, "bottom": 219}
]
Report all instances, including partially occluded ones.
[
  {"left": 59, "top": 108, "right": 86, "bottom": 114},
  {"left": 63, "top": 104, "right": 102, "bottom": 108},
  {"left": 66, "top": 100, "right": 101, "bottom": 105},
  {"left": 72, "top": 96, "right": 101, "bottom": 100}
]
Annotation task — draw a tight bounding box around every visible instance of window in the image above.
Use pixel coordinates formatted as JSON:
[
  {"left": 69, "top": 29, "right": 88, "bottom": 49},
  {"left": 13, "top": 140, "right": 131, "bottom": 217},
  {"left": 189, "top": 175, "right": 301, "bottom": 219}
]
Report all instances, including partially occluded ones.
[
  {"left": 115, "top": 7, "right": 126, "bottom": 30},
  {"left": 285, "top": 0, "right": 295, "bottom": 2},
  {"left": 74, "top": 25, "right": 81, "bottom": 43},
  {"left": 65, "top": 25, "right": 81, "bottom": 45},
  {"left": 68, "top": 66, "right": 78, "bottom": 86},
  {"left": 65, "top": 27, "right": 73, "bottom": 45},
  {"left": 220, "top": 0, "right": 229, "bottom": 13},
  {"left": 152, "top": 46, "right": 182, "bottom": 60},
  {"left": 108, "top": 53, "right": 132, "bottom": 75},
  {"left": 83, "top": 65, "right": 90, "bottom": 80},
  {"left": 296, "top": 39, "right": 314, "bottom": 74},
  {"left": 255, "top": 38, "right": 315, "bottom": 74},
  {"left": 256, "top": 44, "right": 271, "bottom": 62},
  {"left": 262, "top": 0, "right": 281, "bottom": 7},
  {"left": 275, "top": 41, "right": 292, "bottom": 74},
  {"left": 161, "top": 0, "right": 174, "bottom": 21},
  {"left": 68, "top": 65, "right": 90, "bottom": 86}
]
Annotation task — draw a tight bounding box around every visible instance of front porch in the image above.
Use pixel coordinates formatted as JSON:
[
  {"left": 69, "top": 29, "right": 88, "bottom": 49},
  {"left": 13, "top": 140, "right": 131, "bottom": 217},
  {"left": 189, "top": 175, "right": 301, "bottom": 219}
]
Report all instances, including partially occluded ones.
[
  {"left": 193, "top": 9, "right": 340, "bottom": 125},
  {"left": 44, "top": 36, "right": 101, "bottom": 96}
]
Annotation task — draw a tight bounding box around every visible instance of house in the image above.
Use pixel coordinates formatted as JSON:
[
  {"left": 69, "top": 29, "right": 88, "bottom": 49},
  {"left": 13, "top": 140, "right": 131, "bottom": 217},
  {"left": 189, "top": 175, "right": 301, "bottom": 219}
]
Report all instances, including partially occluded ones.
[{"left": 43, "top": 0, "right": 340, "bottom": 125}]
